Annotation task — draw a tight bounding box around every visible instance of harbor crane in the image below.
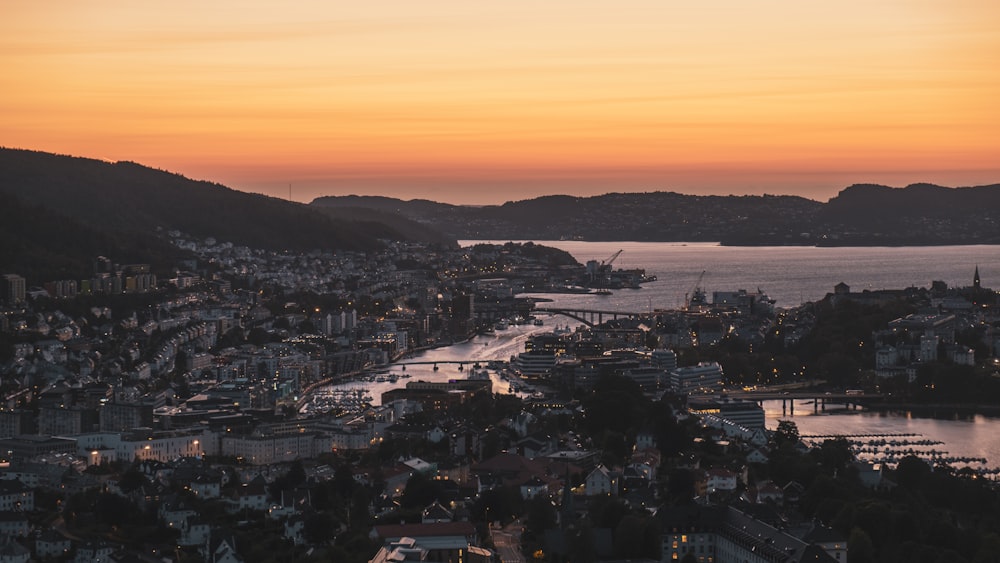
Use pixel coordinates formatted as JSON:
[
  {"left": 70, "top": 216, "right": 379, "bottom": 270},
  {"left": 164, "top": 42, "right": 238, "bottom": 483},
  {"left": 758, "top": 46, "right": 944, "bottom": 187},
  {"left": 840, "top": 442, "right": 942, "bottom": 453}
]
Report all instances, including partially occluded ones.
[
  {"left": 600, "top": 249, "right": 623, "bottom": 272},
  {"left": 686, "top": 270, "right": 707, "bottom": 309},
  {"left": 587, "top": 249, "right": 624, "bottom": 285}
]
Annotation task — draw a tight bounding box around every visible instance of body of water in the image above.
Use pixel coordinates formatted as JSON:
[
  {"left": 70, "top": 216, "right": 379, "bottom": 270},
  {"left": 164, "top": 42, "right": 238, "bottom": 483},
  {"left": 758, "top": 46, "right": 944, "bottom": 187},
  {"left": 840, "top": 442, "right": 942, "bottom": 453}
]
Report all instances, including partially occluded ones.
[
  {"left": 463, "top": 240, "right": 999, "bottom": 309},
  {"left": 762, "top": 401, "right": 1000, "bottom": 472},
  {"left": 315, "top": 321, "right": 559, "bottom": 407},
  {"left": 331, "top": 241, "right": 1000, "bottom": 469}
]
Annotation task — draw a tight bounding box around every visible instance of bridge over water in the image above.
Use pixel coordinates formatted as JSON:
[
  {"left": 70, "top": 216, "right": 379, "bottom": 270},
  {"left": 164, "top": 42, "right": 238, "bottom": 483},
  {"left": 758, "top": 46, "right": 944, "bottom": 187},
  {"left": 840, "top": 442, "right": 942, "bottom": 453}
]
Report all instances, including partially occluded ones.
[
  {"left": 533, "top": 306, "right": 645, "bottom": 327},
  {"left": 723, "top": 391, "right": 885, "bottom": 414},
  {"left": 389, "top": 360, "right": 496, "bottom": 370}
]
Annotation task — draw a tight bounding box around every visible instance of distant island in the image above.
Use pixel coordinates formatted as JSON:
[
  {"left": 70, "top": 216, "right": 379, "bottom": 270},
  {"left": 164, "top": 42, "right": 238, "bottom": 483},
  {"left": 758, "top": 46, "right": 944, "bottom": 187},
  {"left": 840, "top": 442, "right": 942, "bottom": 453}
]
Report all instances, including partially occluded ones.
[{"left": 313, "top": 183, "right": 1000, "bottom": 246}]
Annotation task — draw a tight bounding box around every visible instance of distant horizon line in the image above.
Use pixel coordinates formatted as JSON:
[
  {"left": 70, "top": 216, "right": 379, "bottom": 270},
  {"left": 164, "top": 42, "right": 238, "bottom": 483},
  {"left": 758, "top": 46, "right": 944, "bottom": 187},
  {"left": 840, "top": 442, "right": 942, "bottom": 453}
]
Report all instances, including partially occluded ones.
[
  {"left": 303, "top": 180, "right": 1000, "bottom": 207},
  {"left": 5, "top": 145, "right": 999, "bottom": 207}
]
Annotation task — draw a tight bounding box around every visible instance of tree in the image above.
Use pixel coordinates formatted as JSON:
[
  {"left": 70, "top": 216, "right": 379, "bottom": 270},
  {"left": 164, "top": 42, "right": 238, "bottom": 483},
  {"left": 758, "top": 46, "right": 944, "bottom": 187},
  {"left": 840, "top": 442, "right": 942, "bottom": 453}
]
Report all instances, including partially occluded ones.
[
  {"left": 848, "top": 527, "right": 875, "bottom": 563},
  {"left": 117, "top": 467, "right": 147, "bottom": 493},
  {"left": 334, "top": 464, "right": 356, "bottom": 499},
  {"left": 348, "top": 488, "right": 371, "bottom": 531},
  {"left": 94, "top": 492, "right": 137, "bottom": 527},
  {"left": 248, "top": 327, "right": 270, "bottom": 347},
  {"left": 303, "top": 512, "right": 338, "bottom": 544},
  {"left": 613, "top": 514, "right": 648, "bottom": 558},
  {"left": 567, "top": 521, "right": 597, "bottom": 563},
  {"left": 973, "top": 533, "right": 1000, "bottom": 563},
  {"left": 400, "top": 472, "right": 441, "bottom": 509},
  {"left": 894, "top": 455, "right": 931, "bottom": 491},
  {"left": 665, "top": 468, "right": 696, "bottom": 504},
  {"left": 774, "top": 420, "right": 800, "bottom": 448},
  {"left": 814, "top": 438, "right": 853, "bottom": 474},
  {"left": 525, "top": 495, "right": 557, "bottom": 536}
]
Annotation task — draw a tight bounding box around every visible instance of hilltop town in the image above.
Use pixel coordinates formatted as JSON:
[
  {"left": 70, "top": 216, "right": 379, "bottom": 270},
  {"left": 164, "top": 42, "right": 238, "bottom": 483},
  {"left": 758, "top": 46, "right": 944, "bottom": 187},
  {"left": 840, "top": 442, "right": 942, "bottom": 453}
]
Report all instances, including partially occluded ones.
[{"left": 1, "top": 228, "right": 999, "bottom": 563}]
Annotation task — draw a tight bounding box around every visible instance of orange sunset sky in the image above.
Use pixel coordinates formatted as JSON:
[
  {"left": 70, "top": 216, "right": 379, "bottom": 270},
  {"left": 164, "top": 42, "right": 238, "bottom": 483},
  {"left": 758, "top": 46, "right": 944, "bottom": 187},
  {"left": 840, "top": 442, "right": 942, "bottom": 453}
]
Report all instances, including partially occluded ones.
[{"left": 3, "top": 1, "right": 1000, "bottom": 205}]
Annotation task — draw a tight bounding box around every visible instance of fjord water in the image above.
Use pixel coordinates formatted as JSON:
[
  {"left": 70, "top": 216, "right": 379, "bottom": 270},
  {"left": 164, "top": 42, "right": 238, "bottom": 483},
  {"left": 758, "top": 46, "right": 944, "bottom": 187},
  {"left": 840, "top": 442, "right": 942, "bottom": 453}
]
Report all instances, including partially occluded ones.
[
  {"left": 464, "top": 241, "right": 1000, "bottom": 309},
  {"left": 460, "top": 241, "right": 1000, "bottom": 468}
]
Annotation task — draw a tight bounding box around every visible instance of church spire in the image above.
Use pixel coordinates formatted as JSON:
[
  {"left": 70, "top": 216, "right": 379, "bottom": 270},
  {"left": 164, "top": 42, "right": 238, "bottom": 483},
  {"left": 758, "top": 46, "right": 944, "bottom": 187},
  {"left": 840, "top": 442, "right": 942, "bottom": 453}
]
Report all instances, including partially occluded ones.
[{"left": 974, "top": 264, "right": 981, "bottom": 290}]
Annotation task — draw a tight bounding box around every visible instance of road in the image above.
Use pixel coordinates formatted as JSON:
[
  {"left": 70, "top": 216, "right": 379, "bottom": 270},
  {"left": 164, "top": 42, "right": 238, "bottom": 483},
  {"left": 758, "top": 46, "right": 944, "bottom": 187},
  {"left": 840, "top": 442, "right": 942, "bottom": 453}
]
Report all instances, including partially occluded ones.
[{"left": 490, "top": 519, "right": 525, "bottom": 563}]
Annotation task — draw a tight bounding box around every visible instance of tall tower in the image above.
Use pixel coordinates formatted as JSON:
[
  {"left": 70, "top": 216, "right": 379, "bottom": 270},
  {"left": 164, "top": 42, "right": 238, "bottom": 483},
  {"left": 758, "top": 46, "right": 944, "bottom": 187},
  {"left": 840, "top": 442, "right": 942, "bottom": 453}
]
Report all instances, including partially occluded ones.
[{"left": 974, "top": 265, "right": 981, "bottom": 290}]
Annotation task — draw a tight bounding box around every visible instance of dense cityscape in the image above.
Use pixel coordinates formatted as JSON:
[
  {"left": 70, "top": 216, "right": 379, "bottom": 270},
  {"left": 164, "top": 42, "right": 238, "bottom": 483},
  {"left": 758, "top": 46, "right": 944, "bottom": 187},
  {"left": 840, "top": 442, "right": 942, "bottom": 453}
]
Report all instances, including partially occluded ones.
[
  {"left": 7, "top": 0, "right": 1000, "bottom": 560},
  {"left": 0, "top": 228, "right": 998, "bottom": 563}
]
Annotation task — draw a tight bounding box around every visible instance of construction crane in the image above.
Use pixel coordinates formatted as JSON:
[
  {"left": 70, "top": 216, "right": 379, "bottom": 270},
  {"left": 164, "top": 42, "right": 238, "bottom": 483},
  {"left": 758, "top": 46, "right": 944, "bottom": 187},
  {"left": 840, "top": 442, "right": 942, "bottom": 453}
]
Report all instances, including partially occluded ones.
[
  {"left": 600, "top": 249, "right": 623, "bottom": 273},
  {"left": 686, "top": 270, "right": 707, "bottom": 309},
  {"left": 585, "top": 249, "right": 623, "bottom": 288}
]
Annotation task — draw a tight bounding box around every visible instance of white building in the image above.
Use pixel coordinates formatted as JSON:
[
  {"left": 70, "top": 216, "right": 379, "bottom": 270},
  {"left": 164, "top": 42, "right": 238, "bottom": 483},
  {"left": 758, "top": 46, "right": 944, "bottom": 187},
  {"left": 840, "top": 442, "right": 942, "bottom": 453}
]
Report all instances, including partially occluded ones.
[
  {"left": 670, "top": 362, "right": 724, "bottom": 394},
  {"left": 74, "top": 429, "right": 212, "bottom": 464},
  {"left": 585, "top": 465, "right": 619, "bottom": 497},
  {"left": 221, "top": 432, "right": 317, "bottom": 465}
]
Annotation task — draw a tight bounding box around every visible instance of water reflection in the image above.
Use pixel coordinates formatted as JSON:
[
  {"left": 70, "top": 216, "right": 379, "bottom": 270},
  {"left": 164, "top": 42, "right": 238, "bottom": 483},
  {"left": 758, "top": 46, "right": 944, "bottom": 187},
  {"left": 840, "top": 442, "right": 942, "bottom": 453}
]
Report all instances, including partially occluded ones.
[
  {"left": 322, "top": 317, "right": 575, "bottom": 405},
  {"left": 764, "top": 400, "right": 1000, "bottom": 473}
]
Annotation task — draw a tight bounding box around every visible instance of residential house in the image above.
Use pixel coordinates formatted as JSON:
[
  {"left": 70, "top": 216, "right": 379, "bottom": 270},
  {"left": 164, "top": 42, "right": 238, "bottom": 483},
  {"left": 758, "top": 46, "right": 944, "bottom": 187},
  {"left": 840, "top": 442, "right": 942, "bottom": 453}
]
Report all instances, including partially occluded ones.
[
  {"left": 746, "top": 448, "right": 769, "bottom": 464},
  {"left": 706, "top": 468, "right": 738, "bottom": 494},
  {"left": 0, "top": 512, "right": 29, "bottom": 537},
  {"left": 230, "top": 475, "right": 269, "bottom": 513},
  {"left": 0, "top": 537, "right": 29, "bottom": 563},
  {"left": 0, "top": 481, "right": 32, "bottom": 512},
  {"left": 267, "top": 489, "right": 311, "bottom": 521},
  {"left": 159, "top": 496, "right": 197, "bottom": 529},
  {"left": 188, "top": 473, "right": 223, "bottom": 499},
  {"left": 74, "top": 541, "right": 116, "bottom": 563},
  {"left": 284, "top": 514, "right": 307, "bottom": 546},
  {"left": 756, "top": 481, "right": 784, "bottom": 504},
  {"left": 204, "top": 532, "right": 244, "bottom": 563},
  {"left": 178, "top": 515, "right": 211, "bottom": 547},
  {"left": 585, "top": 465, "right": 619, "bottom": 497},
  {"left": 520, "top": 476, "right": 548, "bottom": 500},
  {"left": 34, "top": 529, "right": 72, "bottom": 559},
  {"left": 516, "top": 434, "right": 555, "bottom": 460},
  {"left": 382, "top": 465, "right": 414, "bottom": 498},
  {"left": 422, "top": 501, "right": 453, "bottom": 524}
]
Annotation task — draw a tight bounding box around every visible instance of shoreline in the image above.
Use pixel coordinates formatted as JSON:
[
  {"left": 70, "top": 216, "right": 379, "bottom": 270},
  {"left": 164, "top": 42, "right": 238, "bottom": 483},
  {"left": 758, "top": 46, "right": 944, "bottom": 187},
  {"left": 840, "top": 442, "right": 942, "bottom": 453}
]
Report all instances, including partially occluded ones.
[{"left": 864, "top": 402, "right": 1000, "bottom": 418}]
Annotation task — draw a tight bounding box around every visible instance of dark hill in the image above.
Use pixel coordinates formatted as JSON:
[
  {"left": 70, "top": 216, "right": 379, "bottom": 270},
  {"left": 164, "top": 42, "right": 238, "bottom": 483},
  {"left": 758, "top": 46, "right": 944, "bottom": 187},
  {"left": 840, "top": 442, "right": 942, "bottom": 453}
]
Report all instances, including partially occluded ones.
[
  {"left": 818, "top": 183, "right": 1000, "bottom": 244},
  {"left": 309, "top": 203, "right": 456, "bottom": 246},
  {"left": 314, "top": 184, "right": 1000, "bottom": 245},
  {"left": 0, "top": 192, "right": 189, "bottom": 281},
  {"left": 312, "top": 195, "right": 461, "bottom": 216},
  {"left": 312, "top": 191, "right": 823, "bottom": 243},
  {"left": 0, "top": 148, "right": 393, "bottom": 254}
]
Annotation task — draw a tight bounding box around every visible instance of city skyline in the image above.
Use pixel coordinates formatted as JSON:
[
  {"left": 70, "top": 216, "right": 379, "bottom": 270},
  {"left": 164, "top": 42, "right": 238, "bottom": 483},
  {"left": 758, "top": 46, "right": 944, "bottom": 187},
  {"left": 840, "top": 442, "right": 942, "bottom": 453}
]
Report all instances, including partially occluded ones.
[{"left": 4, "top": 1, "right": 1000, "bottom": 205}]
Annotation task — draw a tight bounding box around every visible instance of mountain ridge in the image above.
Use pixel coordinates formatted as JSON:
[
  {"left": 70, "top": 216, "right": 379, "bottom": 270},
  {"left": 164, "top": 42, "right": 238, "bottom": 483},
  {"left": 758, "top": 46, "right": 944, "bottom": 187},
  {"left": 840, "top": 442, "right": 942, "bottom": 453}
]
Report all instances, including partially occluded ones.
[
  {"left": 0, "top": 147, "right": 457, "bottom": 281},
  {"left": 312, "top": 183, "right": 1000, "bottom": 245}
]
